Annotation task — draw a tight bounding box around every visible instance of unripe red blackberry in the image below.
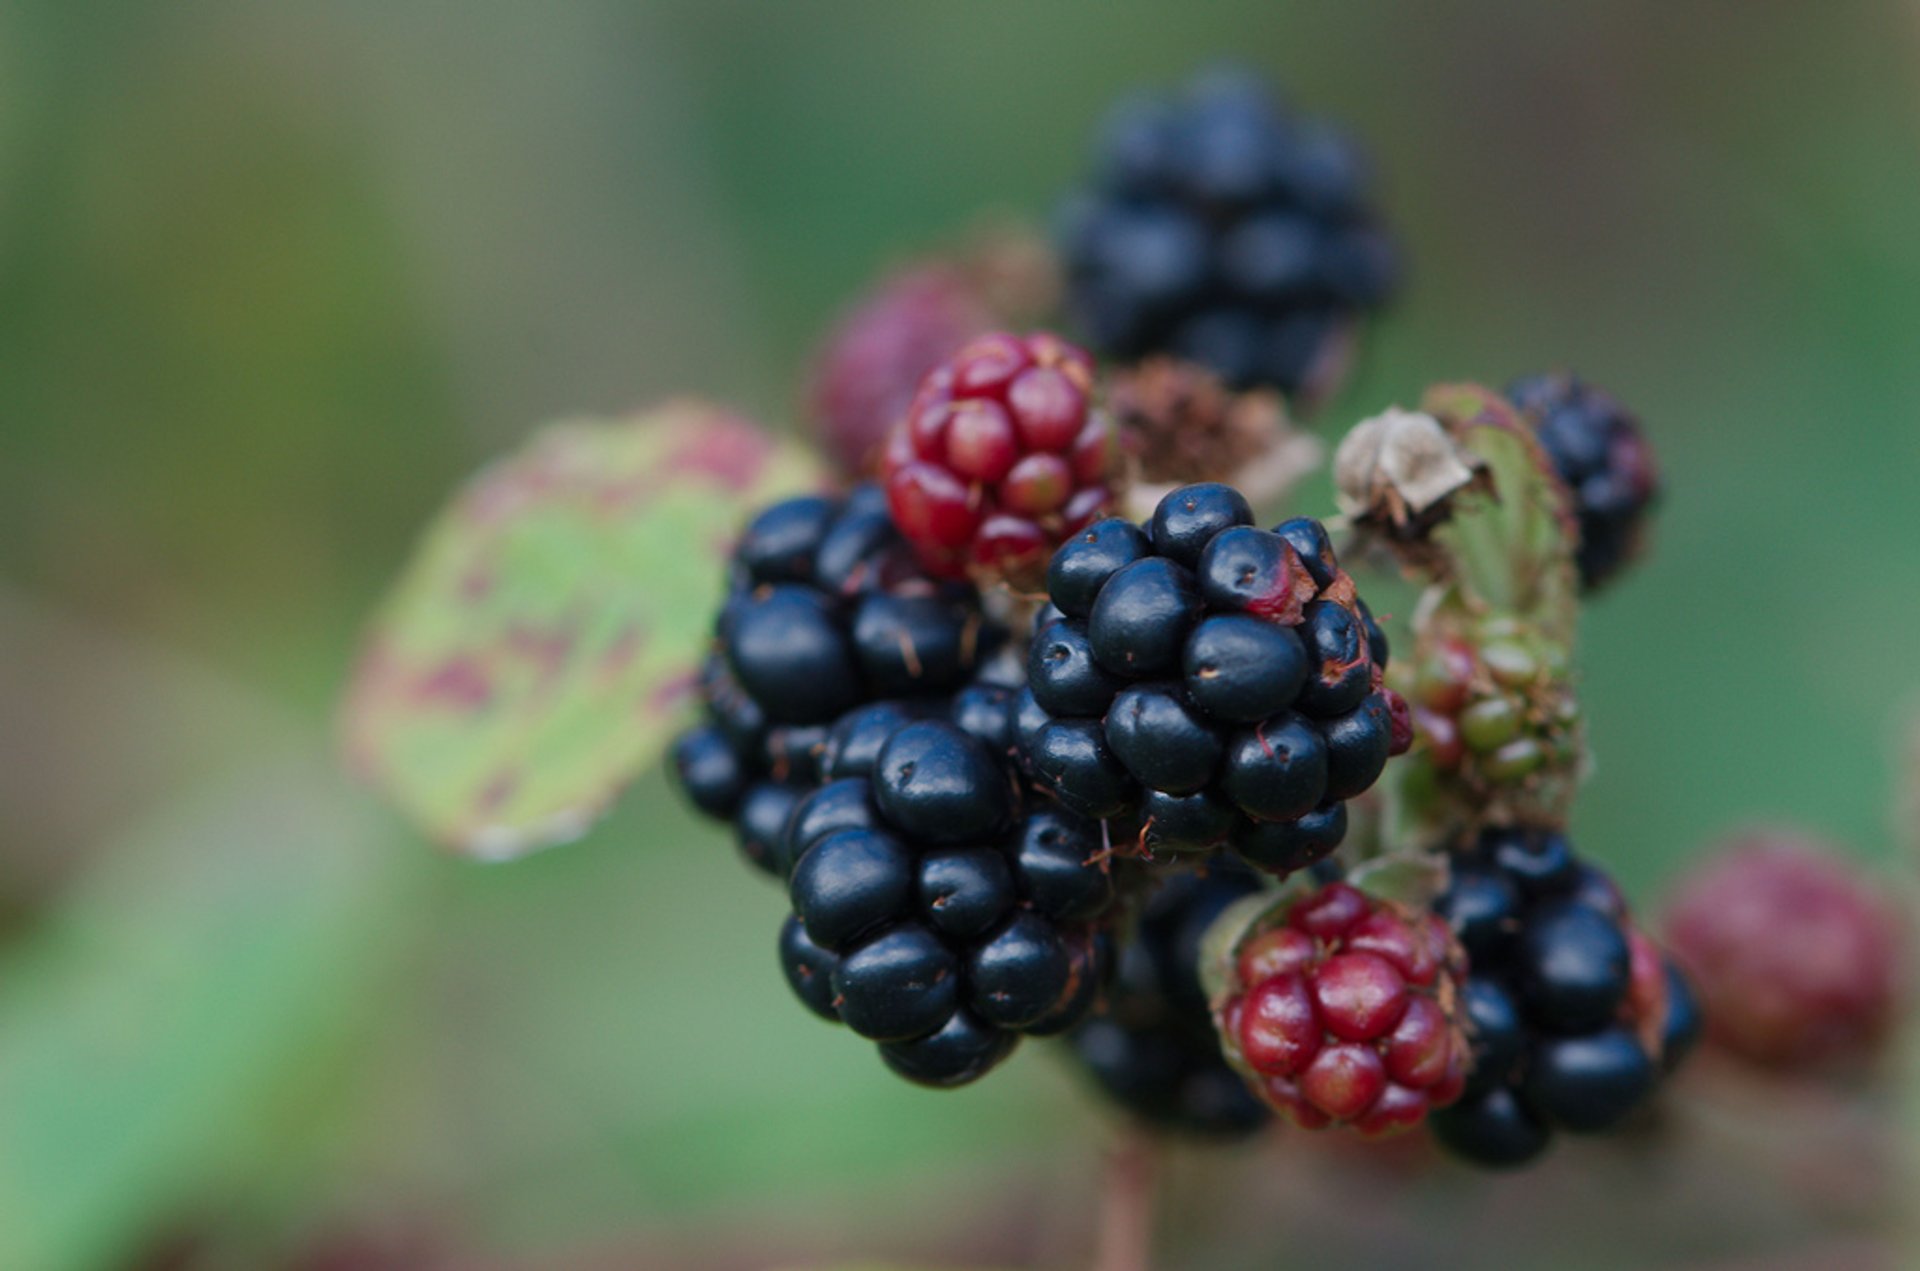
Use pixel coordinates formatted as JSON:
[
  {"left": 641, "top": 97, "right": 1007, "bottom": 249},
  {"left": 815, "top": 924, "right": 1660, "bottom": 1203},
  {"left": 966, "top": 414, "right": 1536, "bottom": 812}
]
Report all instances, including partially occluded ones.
[
  {"left": 809, "top": 265, "right": 994, "bottom": 476},
  {"left": 1217, "top": 881, "right": 1471, "bottom": 1134},
  {"left": 882, "top": 331, "right": 1120, "bottom": 589},
  {"left": 1662, "top": 829, "right": 1905, "bottom": 1073}
]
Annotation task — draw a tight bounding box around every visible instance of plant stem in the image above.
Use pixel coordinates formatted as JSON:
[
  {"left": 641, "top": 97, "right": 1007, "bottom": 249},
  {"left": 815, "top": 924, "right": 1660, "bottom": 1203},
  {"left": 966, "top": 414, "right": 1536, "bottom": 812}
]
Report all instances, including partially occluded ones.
[{"left": 1093, "top": 1126, "right": 1159, "bottom": 1271}]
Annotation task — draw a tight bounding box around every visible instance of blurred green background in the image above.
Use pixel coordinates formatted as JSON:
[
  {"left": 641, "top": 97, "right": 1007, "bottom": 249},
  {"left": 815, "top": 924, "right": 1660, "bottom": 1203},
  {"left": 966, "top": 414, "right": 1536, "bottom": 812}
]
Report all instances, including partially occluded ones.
[{"left": 2, "top": 2, "right": 1916, "bottom": 1267}]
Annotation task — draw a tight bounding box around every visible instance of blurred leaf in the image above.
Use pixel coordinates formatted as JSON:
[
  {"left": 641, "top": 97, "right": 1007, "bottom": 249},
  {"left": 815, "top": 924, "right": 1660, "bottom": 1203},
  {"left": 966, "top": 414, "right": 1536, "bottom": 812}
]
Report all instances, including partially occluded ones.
[
  {"left": 1348, "top": 850, "right": 1449, "bottom": 909},
  {"left": 0, "top": 754, "right": 411, "bottom": 1271},
  {"left": 340, "top": 402, "right": 822, "bottom": 859}
]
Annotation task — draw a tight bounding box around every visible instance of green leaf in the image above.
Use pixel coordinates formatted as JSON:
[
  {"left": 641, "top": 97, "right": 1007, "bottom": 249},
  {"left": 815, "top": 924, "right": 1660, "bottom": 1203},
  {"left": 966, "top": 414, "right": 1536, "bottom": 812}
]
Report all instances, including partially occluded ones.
[
  {"left": 340, "top": 402, "right": 823, "bottom": 858},
  {"left": 0, "top": 754, "right": 411, "bottom": 1271}
]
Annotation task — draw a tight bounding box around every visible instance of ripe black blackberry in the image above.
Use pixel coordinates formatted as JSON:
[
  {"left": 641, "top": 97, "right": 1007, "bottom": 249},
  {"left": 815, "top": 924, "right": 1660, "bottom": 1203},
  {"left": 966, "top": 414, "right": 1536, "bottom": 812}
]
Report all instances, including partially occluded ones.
[
  {"left": 1505, "top": 373, "right": 1659, "bottom": 590},
  {"left": 1058, "top": 66, "right": 1398, "bottom": 397},
  {"left": 671, "top": 485, "right": 1002, "bottom": 876},
  {"left": 1427, "top": 828, "right": 1700, "bottom": 1169},
  {"left": 1068, "top": 861, "right": 1273, "bottom": 1137},
  {"left": 1020, "top": 482, "right": 1406, "bottom": 878},
  {"left": 782, "top": 718, "right": 1122, "bottom": 1088}
]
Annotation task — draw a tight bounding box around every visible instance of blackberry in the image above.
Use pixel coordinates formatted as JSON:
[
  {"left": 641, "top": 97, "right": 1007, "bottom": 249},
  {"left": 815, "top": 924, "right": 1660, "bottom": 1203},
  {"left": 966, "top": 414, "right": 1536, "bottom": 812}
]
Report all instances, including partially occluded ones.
[
  {"left": 1068, "top": 862, "right": 1273, "bottom": 1137},
  {"left": 1505, "top": 373, "right": 1659, "bottom": 590},
  {"left": 1019, "top": 483, "right": 1407, "bottom": 877},
  {"left": 780, "top": 717, "right": 1122, "bottom": 1088},
  {"left": 1662, "top": 830, "right": 1904, "bottom": 1073},
  {"left": 1219, "top": 881, "right": 1470, "bottom": 1134},
  {"left": 1058, "top": 67, "right": 1398, "bottom": 398},
  {"left": 1428, "top": 828, "right": 1697, "bottom": 1169},
  {"left": 670, "top": 486, "right": 1001, "bottom": 878},
  {"left": 882, "top": 331, "right": 1120, "bottom": 589}
]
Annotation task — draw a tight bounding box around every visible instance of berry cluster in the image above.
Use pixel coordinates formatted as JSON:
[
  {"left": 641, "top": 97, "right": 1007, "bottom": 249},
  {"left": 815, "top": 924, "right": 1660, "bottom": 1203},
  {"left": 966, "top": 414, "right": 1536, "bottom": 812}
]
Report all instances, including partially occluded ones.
[
  {"left": 782, "top": 718, "right": 1118, "bottom": 1087},
  {"left": 1058, "top": 67, "right": 1397, "bottom": 396},
  {"left": 1070, "top": 862, "right": 1273, "bottom": 1137},
  {"left": 1662, "top": 831, "right": 1904, "bottom": 1073},
  {"left": 1220, "top": 881, "right": 1469, "bottom": 1134},
  {"left": 1020, "top": 482, "right": 1406, "bottom": 876},
  {"left": 1506, "top": 373, "right": 1659, "bottom": 591},
  {"left": 672, "top": 486, "right": 1002, "bottom": 875},
  {"left": 1429, "top": 828, "right": 1701, "bottom": 1168},
  {"left": 1401, "top": 617, "right": 1580, "bottom": 818},
  {"left": 882, "top": 331, "right": 1118, "bottom": 589}
]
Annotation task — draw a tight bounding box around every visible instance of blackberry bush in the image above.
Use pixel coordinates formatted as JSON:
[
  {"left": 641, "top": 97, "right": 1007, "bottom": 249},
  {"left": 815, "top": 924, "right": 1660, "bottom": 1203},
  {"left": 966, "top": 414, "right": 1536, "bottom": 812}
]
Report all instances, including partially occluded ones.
[
  {"left": 1021, "top": 482, "right": 1406, "bottom": 876},
  {"left": 1059, "top": 67, "right": 1398, "bottom": 399},
  {"left": 1428, "top": 828, "right": 1700, "bottom": 1168},
  {"left": 1506, "top": 373, "right": 1660, "bottom": 590}
]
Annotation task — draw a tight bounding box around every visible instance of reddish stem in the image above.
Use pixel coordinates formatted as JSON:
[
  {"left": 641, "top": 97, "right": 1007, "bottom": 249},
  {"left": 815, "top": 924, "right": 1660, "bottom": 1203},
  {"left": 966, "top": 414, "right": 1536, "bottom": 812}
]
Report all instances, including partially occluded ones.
[{"left": 1093, "top": 1126, "right": 1159, "bottom": 1271}]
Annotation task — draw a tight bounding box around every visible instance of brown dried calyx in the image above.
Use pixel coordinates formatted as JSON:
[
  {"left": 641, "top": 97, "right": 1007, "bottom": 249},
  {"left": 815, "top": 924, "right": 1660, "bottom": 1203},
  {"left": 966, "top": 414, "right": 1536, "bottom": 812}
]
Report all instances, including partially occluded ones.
[
  {"left": 1333, "top": 406, "right": 1485, "bottom": 540},
  {"left": 1110, "top": 357, "right": 1322, "bottom": 519}
]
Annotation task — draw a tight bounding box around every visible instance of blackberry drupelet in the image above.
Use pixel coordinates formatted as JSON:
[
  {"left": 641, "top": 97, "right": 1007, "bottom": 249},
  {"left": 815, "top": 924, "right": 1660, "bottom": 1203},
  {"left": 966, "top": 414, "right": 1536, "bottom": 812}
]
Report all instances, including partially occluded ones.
[
  {"left": 1505, "top": 373, "right": 1659, "bottom": 590},
  {"left": 1058, "top": 66, "right": 1398, "bottom": 397},
  {"left": 1068, "top": 862, "right": 1273, "bottom": 1137},
  {"left": 1020, "top": 482, "right": 1407, "bottom": 877},
  {"left": 1428, "top": 827, "right": 1698, "bottom": 1168}
]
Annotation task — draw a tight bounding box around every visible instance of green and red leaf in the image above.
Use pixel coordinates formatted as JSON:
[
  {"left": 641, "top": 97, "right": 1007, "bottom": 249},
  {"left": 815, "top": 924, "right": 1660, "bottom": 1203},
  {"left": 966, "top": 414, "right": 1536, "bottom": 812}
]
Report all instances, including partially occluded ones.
[{"left": 340, "top": 401, "right": 823, "bottom": 858}]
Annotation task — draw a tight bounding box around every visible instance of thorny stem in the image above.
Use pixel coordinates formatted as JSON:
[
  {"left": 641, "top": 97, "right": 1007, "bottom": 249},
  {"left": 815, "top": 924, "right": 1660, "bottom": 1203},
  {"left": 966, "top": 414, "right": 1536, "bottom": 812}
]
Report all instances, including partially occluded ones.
[{"left": 1093, "top": 1126, "right": 1159, "bottom": 1271}]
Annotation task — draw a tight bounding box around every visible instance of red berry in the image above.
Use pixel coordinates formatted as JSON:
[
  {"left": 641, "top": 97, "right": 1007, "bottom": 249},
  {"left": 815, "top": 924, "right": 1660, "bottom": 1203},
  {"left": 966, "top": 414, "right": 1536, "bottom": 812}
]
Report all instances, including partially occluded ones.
[
  {"left": 1007, "top": 367, "right": 1085, "bottom": 450},
  {"left": 1220, "top": 882, "right": 1471, "bottom": 1134},
  {"left": 1382, "top": 995, "right": 1452, "bottom": 1087},
  {"left": 886, "top": 462, "right": 981, "bottom": 550},
  {"left": 1300, "top": 1043, "right": 1387, "bottom": 1121},
  {"left": 1662, "top": 830, "right": 1906, "bottom": 1072},
  {"left": 1312, "top": 953, "right": 1409, "bottom": 1041},
  {"left": 1346, "top": 908, "right": 1437, "bottom": 986},
  {"left": 1001, "top": 452, "right": 1074, "bottom": 516},
  {"left": 944, "top": 400, "right": 1020, "bottom": 482},
  {"left": 1237, "top": 926, "right": 1316, "bottom": 985},
  {"left": 1236, "top": 975, "right": 1320, "bottom": 1077},
  {"left": 951, "top": 332, "right": 1032, "bottom": 397},
  {"left": 1290, "top": 882, "right": 1369, "bottom": 941},
  {"left": 879, "top": 330, "right": 1120, "bottom": 589},
  {"left": 1354, "top": 1082, "right": 1429, "bottom": 1138}
]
